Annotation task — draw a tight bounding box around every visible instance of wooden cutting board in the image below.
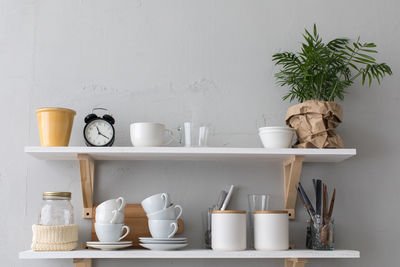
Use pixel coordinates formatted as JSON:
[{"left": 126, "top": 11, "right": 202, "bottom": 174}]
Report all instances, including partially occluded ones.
[{"left": 91, "top": 204, "right": 184, "bottom": 248}]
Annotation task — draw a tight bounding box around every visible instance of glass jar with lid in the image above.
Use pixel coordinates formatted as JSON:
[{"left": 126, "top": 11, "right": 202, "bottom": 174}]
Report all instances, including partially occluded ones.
[{"left": 39, "top": 192, "right": 74, "bottom": 225}]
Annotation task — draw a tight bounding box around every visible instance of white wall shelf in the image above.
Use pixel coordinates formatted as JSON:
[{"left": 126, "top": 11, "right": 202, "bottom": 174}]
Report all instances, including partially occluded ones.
[
  {"left": 25, "top": 146, "right": 356, "bottom": 162},
  {"left": 23, "top": 146, "right": 358, "bottom": 267},
  {"left": 19, "top": 249, "right": 360, "bottom": 259}
]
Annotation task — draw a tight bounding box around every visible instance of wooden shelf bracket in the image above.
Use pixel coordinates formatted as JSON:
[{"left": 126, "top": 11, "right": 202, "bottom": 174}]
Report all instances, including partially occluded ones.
[
  {"left": 285, "top": 258, "right": 308, "bottom": 267},
  {"left": 73, "top": 258, "right": 92, "bottom": 267},
  {"left": 78, "top": 154, "right": 95, "bottom": 219},
  {"left": 283, "top": 155, "right": 305, "bottom": 219}
]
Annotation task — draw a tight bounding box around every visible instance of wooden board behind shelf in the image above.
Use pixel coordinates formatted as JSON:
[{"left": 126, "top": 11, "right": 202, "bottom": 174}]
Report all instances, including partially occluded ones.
[{"left": 90, "top": 204, "right": 184, "bottom": 248}]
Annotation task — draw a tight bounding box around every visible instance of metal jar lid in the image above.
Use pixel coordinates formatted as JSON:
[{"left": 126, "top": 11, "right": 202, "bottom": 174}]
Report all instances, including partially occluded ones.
[{"left": 43, "top": 192, "right": 71, "bottom": 198}]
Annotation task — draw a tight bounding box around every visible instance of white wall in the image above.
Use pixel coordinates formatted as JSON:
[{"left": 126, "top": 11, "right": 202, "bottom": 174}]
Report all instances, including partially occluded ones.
[{"left": 1, "top": 0, "right": 399, "bottom": 266}]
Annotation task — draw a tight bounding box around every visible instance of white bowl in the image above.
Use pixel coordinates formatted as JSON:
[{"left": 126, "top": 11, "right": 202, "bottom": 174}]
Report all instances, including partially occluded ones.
[{"left": 258, "top": 127, "right": 295, "bottom": 148}]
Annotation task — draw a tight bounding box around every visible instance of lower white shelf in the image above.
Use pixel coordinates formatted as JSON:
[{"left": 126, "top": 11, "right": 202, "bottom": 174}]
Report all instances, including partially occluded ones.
[{"left": 19, "top": 249, "right": 360, "bottom": 259}]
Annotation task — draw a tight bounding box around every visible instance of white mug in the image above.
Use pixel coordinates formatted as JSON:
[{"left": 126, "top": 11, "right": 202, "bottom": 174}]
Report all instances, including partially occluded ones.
[
  {"left": 141, "top": 193, "right": 171, "bottom": 214},
  {"left": 148, "top": 219, "right": 178, "bottom": 238},
  {"left": 95, "top": 223, "right": 130, "bottom": 242},
  {"left": 130, "top": 122, "right": 175, "bottom": 147},
  {"left": 147, "top": 204, "right": 182, "bottom": 220}
]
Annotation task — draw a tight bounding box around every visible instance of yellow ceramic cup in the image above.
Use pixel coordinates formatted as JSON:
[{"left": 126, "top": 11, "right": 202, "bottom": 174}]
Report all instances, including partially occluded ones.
[{"left": 36, "top": 107, "right": 76, "bottom": 147}]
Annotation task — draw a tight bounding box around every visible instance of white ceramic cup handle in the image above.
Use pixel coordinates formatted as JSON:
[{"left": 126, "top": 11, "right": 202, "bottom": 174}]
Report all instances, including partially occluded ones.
[
  {"left": 168, "top": 222, "right": 178, "bottom": 238},
  {"left": 161, "top": 193, "right": 169, "bottom": 209},
  {"left": 163, "top": 129, "right": 175, "bottom": 146},
  {"left": 117, "top": 197, "right": 125, "bottom": 212},
  {"left": 110, "top": 209, "right": 118, "bottom": 224},
  {"left": 174, "top": 204, "right": 183, "bottom": 219},
  {"left": 118, "top": 225, "right": 130, "bottom": 241}
]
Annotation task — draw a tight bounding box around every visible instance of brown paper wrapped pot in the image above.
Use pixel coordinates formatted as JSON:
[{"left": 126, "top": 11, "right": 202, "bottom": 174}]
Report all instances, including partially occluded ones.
[
  {"left": 285, "top": 100, "right": 344, "bottom": 148},
  {"left": 36, "top": 107, "right": 76, "bottom": 147}
]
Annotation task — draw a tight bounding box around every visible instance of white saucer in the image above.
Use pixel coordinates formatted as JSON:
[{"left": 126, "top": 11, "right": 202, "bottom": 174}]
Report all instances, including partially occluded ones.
[
  {"left": 139, "top": 242, "right": 188, "bottom": 251},
  {"left": 139, "top": 237, "right": 187, "bottom": 242},
  {"left": 140, "top": 239, "right": 187, "bottom": 244},
  {"left": 86, "top": 241, "right": 133, "bottom": 251},
  {"left": 87, "top": 241, "right": 132, "bottom": 245}
]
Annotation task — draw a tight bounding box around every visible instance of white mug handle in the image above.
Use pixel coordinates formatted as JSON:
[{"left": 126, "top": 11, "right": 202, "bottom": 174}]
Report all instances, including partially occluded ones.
[
  {"left": 116, "top": 197, "right": 125, "bottom": 212},
  {"left": 167, "top": 222, "right": 178, "bottom": 238},
  {"left": 163, "top": 129, "right": 175, "bottom": 146},
  {"left": 118, "top": 225, "right": 130, "bottom": 241},
  {"left": 174, "top": 204, "right": 183, "bottom": 220},
  {"left": 110, "top": 209, "right": 118, "bottom": 224},
  {"left": 161, "top": 193, "right": 169, "bottom": 209}
]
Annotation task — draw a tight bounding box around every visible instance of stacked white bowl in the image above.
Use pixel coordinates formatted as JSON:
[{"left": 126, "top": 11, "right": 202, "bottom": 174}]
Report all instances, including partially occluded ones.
[
  {"left": 258, "top": 126, "right": 295, "bottom": 148},
  {"left": 94, "top": 197, "right": 130, "bottom": 242}
]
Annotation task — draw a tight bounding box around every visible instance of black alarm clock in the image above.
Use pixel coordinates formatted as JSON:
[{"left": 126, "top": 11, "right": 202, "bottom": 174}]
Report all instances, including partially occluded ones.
[{"left": 83, "top": 108, "right": 115, "bottom": 147}]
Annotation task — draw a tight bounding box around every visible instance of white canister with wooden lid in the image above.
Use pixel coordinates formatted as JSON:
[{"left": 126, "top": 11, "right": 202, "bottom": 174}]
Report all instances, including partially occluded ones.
[
  {"left": 212, "top": 210, "right": 246, "bottom": 251},
  {"left": 254, "top": 210, "right": 289, "bottom": 250}
]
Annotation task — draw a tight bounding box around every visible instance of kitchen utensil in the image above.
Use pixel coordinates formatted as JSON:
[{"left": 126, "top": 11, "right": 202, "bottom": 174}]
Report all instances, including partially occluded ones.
[
  {"left": 211, "top": 210, "right": 246, "bottom": 251},
  {"left": 216, "top": 191, "right": 227, "bottom": 210},
  {"left": 141, "top": 193, "right": 171, "bottom": 214},
  {"left": 297, "top": 188, "right": 315, "bottom": 222},
  {"left": 297, "top": 183, "right": 315, "bottom": 215},
  {"left": 253, "top": 210, "right": 289, "bottom": 251},
  {"left": 327, "top": 188, "right": 336, "bottom": 221},
  {"left": 322, "top": 184, "right": 328, "bottom": 224},
  {"left": 220, "top": 185, "right": 235, "bottom": 211},
  {"left": 146, "top": 204, "right": 182, "bottom": 220},
  {"left": 139, "top": 242, "right": 188, "bottom": 251},
  {"left": 94, "top": 223, "right": 130, "bottom": 242},
  {"left": 258, "top": 126, "right": 295, "bottom": 148},
  {"left": 316, "top": 180, "right": 322, "bottom": 216},
  {"left": 130, "top": 122, "right": 176, "bottom": 147},
  {"left": 148, "top": 219, "right": 178, "bottom": 238}
]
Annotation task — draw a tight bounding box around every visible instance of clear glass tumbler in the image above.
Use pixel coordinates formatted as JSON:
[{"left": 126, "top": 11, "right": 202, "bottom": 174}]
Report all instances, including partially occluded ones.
[{"left": 248, "top": 194, "right": 270, "bottom": 249}]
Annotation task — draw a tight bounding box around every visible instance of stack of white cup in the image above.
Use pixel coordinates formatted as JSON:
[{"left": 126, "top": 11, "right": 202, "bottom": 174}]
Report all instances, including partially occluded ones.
[
  {"left": 95, "top": 197, "right": 130, "bottom": 242},
  {"left": 141, "top": 193, "right": 182, "bottom": 238}
]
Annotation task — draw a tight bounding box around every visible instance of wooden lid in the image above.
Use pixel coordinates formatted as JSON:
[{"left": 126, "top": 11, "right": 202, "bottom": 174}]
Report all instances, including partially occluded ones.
[
  {"left": 212, "top": 210, "right": 246, "bottom": 214},
  {"left": 253, "top": 210, "right": 288, "bottom": 214}
]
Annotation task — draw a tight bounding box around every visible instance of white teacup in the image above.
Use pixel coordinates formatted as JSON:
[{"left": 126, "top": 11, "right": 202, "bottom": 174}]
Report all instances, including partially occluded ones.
[
  {"left": 95, "top": 223, "right": 130, "bottom": 242},
  {"left": 96, "top": 209, "right": 124, "bottom": 224},
  {"left": 147, "top": 204, "right": 182, "bottom": 220},
  {"left": 141, "top": 193, "right": 171, "bottom": 214},
  {"left": 130, "top": 122, "right": 175, "bottom": 147},
  {"left": 148, "top": 219, "right": 178, "bottom": 238},
  {"left": 96, "top": 197, "right": 126, "bottom": 224}
]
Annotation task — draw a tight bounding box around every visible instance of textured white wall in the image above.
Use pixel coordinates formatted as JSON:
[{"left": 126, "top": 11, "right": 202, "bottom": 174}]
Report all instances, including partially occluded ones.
[{"left": 0, "top": 0, "right": 399, "bottom": 266}]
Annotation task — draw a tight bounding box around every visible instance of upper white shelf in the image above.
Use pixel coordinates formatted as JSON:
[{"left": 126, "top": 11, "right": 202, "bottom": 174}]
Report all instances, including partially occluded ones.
[
  {"left": 19, "top": 249, "right": 360, "bottom": 259},
  {"left": 25, "top": 146, "right": 356, "bottom": 163}
]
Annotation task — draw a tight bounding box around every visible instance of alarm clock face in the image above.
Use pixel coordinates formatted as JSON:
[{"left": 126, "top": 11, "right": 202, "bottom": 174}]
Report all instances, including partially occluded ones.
[{"left": 84, "top": 119, "right": 114, "bottom": 146}]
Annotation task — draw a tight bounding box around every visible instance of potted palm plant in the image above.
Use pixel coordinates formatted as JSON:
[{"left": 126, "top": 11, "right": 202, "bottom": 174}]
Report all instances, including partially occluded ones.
[{"left": 273, "top": 24, "right": 392, "bottom": 148}]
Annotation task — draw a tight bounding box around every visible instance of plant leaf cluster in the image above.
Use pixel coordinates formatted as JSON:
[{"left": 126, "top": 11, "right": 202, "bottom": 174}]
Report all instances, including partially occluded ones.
[{"left": 273, "top": 24, "right": 392, "bottom": 102}]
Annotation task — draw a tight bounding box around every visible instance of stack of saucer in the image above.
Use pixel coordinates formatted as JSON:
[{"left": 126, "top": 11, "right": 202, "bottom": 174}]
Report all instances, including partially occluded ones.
[{"left": 139, "top": 237, "right": 188, "bottom": 251}]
